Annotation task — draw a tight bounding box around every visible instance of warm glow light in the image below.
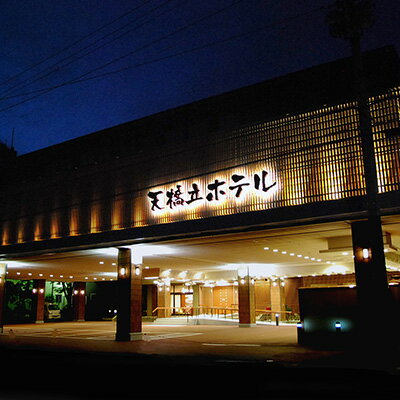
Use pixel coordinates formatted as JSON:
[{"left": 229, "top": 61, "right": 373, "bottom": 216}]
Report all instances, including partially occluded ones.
[{"left": 362, "top": 248, "right": 369, "bottom": 259}]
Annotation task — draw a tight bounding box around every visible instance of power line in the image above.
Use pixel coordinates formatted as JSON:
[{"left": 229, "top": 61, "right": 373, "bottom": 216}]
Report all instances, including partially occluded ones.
[
  {"left": 0, "top": 0, "right": 247, "bottom": 112},
  {"left": 0, "top": 0, "right": 181, "bottom": 98},
  {"left": 0, "top": 0, "right": 155, "bottom": 88},
  {"left": 0, "top": 3, "right": 328, "bottom": 112}
]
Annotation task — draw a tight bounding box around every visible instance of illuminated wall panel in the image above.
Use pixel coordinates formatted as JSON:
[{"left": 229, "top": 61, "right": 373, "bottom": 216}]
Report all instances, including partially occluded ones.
[{"left": 1, "top": 87, "right": 400, "bottom": 244}]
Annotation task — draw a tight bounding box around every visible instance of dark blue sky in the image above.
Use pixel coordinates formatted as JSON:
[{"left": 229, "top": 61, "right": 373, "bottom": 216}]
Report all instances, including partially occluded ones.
[{"left": 0, "top": 0, "right": 399, "bottom": 155}]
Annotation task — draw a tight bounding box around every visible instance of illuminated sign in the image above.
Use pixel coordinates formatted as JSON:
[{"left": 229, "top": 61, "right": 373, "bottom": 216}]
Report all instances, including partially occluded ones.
[{"left": 147, "top": 168, "right": 278, "bottom": 214}]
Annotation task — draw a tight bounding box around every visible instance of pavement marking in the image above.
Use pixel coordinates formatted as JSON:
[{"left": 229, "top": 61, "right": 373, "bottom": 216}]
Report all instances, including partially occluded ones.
[
  {"left": 143, "top": 332, "right": 203, "bottom": 341},
  {"left": 202, "top": 343, "right": 261, "bottom": 347},
  {"left": 202, "top": 343, "right": 228, "bottom": 346}
]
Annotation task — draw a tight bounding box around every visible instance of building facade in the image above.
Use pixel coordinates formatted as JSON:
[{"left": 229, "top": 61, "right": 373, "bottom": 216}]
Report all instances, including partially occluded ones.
[{"left": 0, "top": 46, "right": 399, "bottom": 341}]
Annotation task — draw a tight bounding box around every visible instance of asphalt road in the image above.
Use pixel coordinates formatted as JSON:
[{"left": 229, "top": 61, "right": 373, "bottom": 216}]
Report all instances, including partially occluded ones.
[{"left": 0, "top": 321, "right": 399, "bottom": 399}]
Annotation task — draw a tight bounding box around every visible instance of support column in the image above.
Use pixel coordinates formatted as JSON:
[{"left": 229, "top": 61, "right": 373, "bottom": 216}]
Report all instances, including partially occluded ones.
[
  {"left": 157, "top": 284, "right": 171, "bottom": 318},
  {"left": 32, "top": 279, "right": 46, "bottom": 323},
  {"left": 72, "top": 282, "right": 86, "bottom": 322},
  {"left": 115, "top": 247, "right": 142, "bottom": 341},
  {"left": 351, "top": 219, "right": 395, "bottom": 342},
  {"left": 238, "top": 269, "right": 255, "bottom": 327},
  {"left": 0, "top": 264, "right": 6, "bottom": 333},
  {"left": 146, "top": 285, "right": 157, "bottom": 317},
  {"left": 270, "top": 279, "right": 286, "bottom": 322},
  {"left": 192, "top": 284, "right": 200, "bottom": 317}
]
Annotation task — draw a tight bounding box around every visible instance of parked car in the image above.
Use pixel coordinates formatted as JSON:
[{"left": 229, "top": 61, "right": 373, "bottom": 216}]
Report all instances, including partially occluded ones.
[{"left": 44, "top": 303, "right": 61, "bottom": 321}]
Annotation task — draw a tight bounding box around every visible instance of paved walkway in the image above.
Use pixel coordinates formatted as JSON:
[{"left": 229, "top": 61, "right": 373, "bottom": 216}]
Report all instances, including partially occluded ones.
[{"left": 0, "top": 320, "right": 340, "bottom": 366}]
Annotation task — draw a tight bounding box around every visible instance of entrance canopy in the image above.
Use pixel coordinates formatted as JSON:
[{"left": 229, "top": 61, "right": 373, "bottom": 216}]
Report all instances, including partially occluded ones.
[{"left": 3, "top": 217, "right": 400, "bottom": 284}]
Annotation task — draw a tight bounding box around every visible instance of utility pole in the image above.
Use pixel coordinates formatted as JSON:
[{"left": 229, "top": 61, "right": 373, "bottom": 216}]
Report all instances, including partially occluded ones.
[{"left": 326, "top": 0, "right": 395, "bottom": 348}]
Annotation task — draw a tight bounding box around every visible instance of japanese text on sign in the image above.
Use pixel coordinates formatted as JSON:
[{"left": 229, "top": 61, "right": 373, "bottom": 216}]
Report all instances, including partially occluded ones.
[{"left": 147, "top": 169, "right": 277, "bottom": 212}]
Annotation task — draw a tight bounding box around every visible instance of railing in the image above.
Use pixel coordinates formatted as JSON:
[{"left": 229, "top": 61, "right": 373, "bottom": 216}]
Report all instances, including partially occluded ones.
[
  {"left": 196, "top": 306, "right": 239, "bottom": 320},
  {"left": 255, "top": 309, "right": 300, "bottom": 324},
  {"left": 152, "top": 306, "right": 300, "bottom": 324}
]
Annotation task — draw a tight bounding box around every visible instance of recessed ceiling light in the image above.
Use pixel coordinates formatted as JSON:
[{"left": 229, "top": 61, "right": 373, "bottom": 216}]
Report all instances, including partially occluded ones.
[
  {"left": 99, "top": 261, "right": 104, "bottom": 265},
  {"left": 273, "top": 249, "right": 278, "bottom": 252},
  {"left": 281, "top": 251, "right": 287, "bottom": 254},
  {"left": 264, "top": 247, "right": 269, "bottom": 250}
]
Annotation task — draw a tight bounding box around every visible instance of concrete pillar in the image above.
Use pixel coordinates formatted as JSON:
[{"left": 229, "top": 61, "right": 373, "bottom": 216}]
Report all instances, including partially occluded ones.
[
  {"left": 351, "top": 219, "right": 395, "bottom": 343},
  {"left": 115, "top": 247, "right": 142, "bottom": 341},
  {"left": 238, "top": 269, "right": 255, "bottom": 326},
  {"left": 0, "top": 264, "right": 6, "bottom": 333},
  {"left": 72, "top": 282, "right": 86, "bottom": 321},
  {"left": 32, "top": 279, "right": 46, "bottom": 323}
]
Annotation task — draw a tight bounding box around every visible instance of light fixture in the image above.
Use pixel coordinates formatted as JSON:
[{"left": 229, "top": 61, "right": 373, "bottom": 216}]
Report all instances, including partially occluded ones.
[
  {"left": 39, "top": 288, "right": 44, "bottom": 294},
  {"left": 135, "top": 267, "right": 141, "bottom": 276},
  {"left": 32, "top": 288, "right": 37, "bottom": 294},
  {"left": 74, "top": 290, "right": 78, "bottom": 295},
  {"left": 362, "top": 248, "right": 369, "bottom": 259},
  {"left": 99, "top": 261, "right": 104, "bottom": 265},
  {"left": 80, "top": 290, "right": 85, "bottom": 295}
]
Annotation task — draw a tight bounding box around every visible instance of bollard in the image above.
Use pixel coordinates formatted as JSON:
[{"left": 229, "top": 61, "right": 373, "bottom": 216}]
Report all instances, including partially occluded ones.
[
  {"left": 275, "top": 313, "right": 279, "bottom": 326},
  {"left": 335, "top": 321, "right": 341, "bottom": 333},
  {"left": 9, "top": 329, "right": 16, "bottom": 341}
]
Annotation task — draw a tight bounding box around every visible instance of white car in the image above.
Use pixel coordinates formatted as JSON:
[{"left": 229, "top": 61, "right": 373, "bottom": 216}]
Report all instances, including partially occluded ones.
[{"left": 44, "top": 303, "right": 61, "bottom": 321}]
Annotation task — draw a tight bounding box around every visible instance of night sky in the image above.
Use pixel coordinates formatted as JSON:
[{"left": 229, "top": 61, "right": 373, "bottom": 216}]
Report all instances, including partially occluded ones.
[{"left": 0, "top": 0, "right": 399, "bottom": 155}]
